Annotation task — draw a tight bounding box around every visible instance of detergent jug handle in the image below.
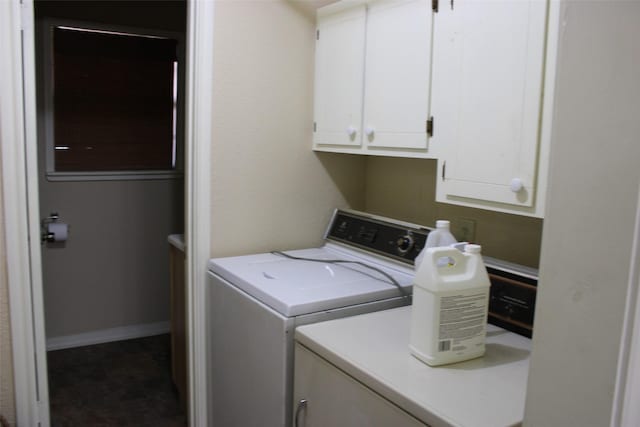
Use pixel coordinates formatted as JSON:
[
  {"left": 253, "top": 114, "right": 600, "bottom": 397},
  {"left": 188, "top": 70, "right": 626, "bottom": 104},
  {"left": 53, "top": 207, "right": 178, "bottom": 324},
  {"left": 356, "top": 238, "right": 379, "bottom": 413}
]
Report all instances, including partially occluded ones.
[{"left": 427, "top": 246, "right": 464, "bottom": 268}]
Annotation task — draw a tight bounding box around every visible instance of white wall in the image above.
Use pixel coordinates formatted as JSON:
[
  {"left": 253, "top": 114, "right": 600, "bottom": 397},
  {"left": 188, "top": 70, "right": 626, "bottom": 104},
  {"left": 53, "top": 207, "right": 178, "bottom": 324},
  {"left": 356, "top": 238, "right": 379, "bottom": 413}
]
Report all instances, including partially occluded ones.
[
  {"left": 209, "top": 0, "right": 366, "bottom": 258},
  {"left": 524, "top": 1, "right": 640, "bottom": 425}
]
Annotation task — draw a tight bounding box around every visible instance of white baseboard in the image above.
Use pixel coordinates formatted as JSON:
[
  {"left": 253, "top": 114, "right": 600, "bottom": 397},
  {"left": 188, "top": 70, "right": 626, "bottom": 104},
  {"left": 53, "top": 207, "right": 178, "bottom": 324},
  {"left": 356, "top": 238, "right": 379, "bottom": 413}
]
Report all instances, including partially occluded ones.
[{"left": 46, "top": 321, "right": 170, "bottom": 351}]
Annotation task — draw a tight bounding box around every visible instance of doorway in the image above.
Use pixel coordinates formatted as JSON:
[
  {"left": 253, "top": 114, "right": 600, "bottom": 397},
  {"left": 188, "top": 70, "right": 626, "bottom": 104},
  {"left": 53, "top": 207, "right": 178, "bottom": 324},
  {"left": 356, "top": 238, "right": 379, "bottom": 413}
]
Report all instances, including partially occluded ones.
[
  {"left": 34, "top": 1, "right": 186, "bottom": 424},
  {"left": 4, "top": 0, "right": 214, "bottom": 424}
]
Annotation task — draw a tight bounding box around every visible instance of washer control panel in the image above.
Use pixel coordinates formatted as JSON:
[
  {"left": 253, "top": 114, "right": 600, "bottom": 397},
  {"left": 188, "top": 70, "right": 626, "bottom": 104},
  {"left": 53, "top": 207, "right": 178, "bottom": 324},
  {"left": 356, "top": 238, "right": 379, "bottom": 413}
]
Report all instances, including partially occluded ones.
[{"left": 325, "top": 210, "right": 430, "bottom": 265}]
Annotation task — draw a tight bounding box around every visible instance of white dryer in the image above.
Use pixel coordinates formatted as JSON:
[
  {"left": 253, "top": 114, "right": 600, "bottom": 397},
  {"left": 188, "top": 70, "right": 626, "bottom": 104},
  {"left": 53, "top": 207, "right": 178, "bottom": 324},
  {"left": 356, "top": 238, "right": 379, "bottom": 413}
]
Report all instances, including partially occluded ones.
[{"left": 206, "top": 209, "right": 430, "bottom": 426}]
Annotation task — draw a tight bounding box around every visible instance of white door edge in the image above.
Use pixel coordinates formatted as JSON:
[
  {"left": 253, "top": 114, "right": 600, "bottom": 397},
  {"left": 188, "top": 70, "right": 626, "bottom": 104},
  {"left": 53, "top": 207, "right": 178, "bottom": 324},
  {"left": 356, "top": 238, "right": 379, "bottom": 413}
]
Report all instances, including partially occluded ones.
[
  {"left": 611, "top": 183, "right": 640, "bottom": 427},
  {"left": 185, "top": 1, "right": 214, "bottom": 425},
  {"left": 0, "top": 0, "right": 49, "bottom": 425},
  {"left": 1, "top": 0, "right": 214, "bottom": 426}
]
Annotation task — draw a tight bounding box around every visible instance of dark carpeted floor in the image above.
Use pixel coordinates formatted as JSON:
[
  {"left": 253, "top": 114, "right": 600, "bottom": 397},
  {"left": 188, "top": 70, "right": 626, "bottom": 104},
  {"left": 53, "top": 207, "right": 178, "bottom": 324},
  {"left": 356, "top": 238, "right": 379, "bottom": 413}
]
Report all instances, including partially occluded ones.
[{"left": 47, "top": 334, "right": 187, "bottom": 427}]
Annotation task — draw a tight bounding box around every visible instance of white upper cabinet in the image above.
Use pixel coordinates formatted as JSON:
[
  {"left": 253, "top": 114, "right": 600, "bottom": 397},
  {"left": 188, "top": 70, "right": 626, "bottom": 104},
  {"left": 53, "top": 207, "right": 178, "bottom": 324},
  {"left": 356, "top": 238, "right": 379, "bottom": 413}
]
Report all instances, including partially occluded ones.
[
  {"left": 362, "top": 0, "right": 432, "bottom": 152},
  {"left": 313, "top": 0, "right": 435, "bottom": 158},
  {"left": 432, "top": 0, "right": 557, "bottom": 217},
  {"left": 313, "top": 0, "right": 559, "bottom": 217},
  {"left": 313, "top": 4, "right": 367, "bottom": 148}
]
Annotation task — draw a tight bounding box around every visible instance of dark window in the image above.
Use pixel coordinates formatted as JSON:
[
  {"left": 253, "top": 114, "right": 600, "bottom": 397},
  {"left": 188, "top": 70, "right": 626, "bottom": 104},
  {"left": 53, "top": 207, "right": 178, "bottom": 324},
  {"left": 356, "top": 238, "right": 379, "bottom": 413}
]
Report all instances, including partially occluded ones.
[{"left": 52, "top": 26, "right": 178, "bottom": 172}]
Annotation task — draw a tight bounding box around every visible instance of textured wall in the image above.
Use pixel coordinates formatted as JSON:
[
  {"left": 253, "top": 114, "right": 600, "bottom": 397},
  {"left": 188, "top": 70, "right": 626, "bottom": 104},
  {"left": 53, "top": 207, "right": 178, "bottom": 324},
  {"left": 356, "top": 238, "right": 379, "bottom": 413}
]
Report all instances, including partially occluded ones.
[
  {"left": 524, "top": 1, "right": 640, "bottom": 425},
  {"left": 364, "top": 157, "right": 543, "bottom": 267},
  {"left": 209, "top": 0, "right": 366, "bottom": 258},
  {"left": 39, "top": 180, "right": 184, "bottom": 339}
]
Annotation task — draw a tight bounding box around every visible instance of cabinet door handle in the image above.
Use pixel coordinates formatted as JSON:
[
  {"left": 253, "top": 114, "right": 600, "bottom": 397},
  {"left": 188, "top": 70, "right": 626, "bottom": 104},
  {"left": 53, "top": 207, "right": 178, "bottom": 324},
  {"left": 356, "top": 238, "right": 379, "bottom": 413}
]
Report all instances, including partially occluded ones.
[
  {"left": 364, "top": 126, "right": 375, "bottom": 137},
  {"left": 295, "top": 398, "right": 308, "bottom": 427}
]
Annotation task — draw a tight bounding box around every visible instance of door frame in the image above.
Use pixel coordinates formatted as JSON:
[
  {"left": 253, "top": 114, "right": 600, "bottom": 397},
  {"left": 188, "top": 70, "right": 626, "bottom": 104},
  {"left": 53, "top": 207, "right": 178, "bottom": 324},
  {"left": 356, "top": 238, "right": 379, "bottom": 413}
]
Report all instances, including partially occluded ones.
[
  {"left": 1, "top": 1, "right": 48, "bottom": 424},
  {"left": 611, "top": 185, "right": 640, "bottom": 427},
  {"left": 0, "top": 0, "right": 214, "bottom": 425},
  {"left": 184, "top": 1, "right": 214, "bottom": 425}
]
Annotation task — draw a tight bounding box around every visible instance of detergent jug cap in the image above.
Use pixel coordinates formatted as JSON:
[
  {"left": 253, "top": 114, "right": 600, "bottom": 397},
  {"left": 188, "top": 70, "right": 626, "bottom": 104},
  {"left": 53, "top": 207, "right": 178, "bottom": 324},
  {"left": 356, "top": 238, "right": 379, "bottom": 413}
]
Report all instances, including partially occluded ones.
[
  {"left": 464, "top": 244, "right": 482, "bottom": 254},
  {"left": 435, "top": 220, "right": 450, "bottom": 229}
]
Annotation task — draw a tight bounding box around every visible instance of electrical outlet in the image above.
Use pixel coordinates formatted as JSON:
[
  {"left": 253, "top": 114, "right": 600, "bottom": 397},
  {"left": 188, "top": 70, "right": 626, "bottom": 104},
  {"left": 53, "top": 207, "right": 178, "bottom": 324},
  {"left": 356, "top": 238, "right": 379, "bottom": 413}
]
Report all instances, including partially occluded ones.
[{"left": 452, "top": 218, "right": 476, "bottom": 243}]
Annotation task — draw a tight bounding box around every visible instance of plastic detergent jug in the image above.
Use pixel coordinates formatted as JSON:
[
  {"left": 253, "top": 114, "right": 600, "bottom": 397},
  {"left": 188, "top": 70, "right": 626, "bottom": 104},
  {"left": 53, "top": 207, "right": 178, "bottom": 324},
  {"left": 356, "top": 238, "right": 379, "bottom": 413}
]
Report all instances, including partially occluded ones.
[
  {"left": 414, "top": 220, "right": 457, "bottom": 270},
  {"left": 409, "top": 244, "right": 490, "bottom": 366}
]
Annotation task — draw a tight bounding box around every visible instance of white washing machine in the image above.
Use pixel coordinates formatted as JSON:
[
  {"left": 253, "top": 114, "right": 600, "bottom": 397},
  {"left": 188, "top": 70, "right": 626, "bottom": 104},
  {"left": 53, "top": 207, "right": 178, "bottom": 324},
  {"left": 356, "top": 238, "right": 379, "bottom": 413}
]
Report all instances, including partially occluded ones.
[{"left": 206, "top": 209, "right": 430, "bottom": 427}]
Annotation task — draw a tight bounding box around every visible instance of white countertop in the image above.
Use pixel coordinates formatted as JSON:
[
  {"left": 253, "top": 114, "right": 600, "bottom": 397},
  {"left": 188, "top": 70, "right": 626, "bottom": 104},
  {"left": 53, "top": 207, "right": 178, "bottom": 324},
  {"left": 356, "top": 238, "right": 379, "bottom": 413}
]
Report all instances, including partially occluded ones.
[{"left": 295, "top": 306, "right": 531, "bottom": 427}]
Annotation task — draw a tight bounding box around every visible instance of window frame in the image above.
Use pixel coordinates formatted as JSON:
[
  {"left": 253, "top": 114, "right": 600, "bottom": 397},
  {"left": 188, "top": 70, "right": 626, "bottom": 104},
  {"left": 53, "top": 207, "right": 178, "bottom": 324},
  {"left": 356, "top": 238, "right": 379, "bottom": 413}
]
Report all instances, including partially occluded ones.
[{"left": 41, "top": 18, "right": 185, "bottom": 181}]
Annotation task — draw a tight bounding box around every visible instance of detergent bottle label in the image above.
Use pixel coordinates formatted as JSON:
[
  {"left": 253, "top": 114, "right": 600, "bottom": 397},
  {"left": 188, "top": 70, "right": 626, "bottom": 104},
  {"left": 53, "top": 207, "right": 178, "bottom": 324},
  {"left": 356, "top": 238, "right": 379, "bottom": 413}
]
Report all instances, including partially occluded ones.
[{"left": 438, "top": 292, "right": 488, "bottom": 352}]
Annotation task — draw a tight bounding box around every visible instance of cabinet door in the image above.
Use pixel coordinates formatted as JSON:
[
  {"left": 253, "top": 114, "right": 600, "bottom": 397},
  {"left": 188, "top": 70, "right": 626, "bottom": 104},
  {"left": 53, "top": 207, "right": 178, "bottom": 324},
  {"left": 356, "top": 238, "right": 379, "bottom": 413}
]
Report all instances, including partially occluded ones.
[
  {"left": 363, "top": 0, "right": 433, "bottom": 152},
  {"left": 313, "top": 4, "right": 366, "bottom": 148},
  {"left": 293, "top": 344, "right": 427, "bottom": 427},
  {"left": 432, "top": 0, "right": 547, "bottom": 207}
]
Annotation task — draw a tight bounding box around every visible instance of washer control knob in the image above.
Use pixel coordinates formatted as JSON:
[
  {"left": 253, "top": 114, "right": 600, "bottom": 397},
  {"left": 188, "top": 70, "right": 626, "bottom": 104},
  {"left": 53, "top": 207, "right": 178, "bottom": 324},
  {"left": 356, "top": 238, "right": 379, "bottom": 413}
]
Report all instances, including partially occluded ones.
[{"left": 396, "top": 234, "right": 415, "bottom": 255}]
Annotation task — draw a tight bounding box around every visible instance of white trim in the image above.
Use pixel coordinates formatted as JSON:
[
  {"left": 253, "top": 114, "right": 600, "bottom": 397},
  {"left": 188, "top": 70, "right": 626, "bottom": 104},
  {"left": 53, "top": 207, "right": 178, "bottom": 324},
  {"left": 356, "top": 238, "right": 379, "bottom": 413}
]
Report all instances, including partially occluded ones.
[
  {"left": 622, "top": 267, "right": 640, "bottom": 426},
  {"left": 46, "top": 171, "right": 184, "bottom": 182},
  {"left": 46, "top": 321, "right": 170, "bottom": 351},
  {"left": 23, "top": 1, "right": 51, "bottom": 424},
  {"left": 611, "top": 184, "right": 640, "bottom": 427},
  {"left": 185, "top": 1, "right": 214, "bottom": 425},
  {"left": 0, "top": 1, "right": 50, "bottom": 426}
]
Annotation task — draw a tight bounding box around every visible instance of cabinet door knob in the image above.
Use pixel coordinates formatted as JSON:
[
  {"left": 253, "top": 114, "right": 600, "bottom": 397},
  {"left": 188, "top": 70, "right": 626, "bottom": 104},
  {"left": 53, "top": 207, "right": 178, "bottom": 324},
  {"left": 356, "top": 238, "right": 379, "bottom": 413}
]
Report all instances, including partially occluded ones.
[
  {"left": 510, "top": 178, "right": 524, "bottom": 193},
  {"left": 346, "top": 126, "right": 357, "bottom": 137},
  {"left": 364, "top": 126, "right": 375, "bottom": 137}
]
